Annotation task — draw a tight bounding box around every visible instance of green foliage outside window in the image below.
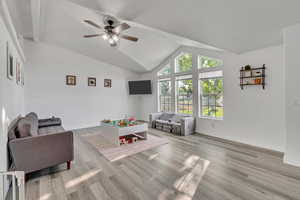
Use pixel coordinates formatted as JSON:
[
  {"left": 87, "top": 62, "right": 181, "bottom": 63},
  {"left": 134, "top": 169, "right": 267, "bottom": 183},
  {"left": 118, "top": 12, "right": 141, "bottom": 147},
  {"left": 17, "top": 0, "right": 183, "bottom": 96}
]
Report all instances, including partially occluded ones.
[
  {"left": 158, "top": 64, "right": 171, "bottom": 76},
  {"left": 177, "top": 78, "right": 193, "bottom": 114},
  {"left": 159, "top": 80, "right": 171, "bottom": 96},
  {"left": 177, "top": 79, "right": 193, "bottom": 97},
  {"left": 176, "top": 53, "right": 192, "bottom": 73},
  {"left": 200, "top": 78, "right": 223, "bottom": 118},
  {"left": 199, "top": 56, "right": 222, "bottom": 68}
]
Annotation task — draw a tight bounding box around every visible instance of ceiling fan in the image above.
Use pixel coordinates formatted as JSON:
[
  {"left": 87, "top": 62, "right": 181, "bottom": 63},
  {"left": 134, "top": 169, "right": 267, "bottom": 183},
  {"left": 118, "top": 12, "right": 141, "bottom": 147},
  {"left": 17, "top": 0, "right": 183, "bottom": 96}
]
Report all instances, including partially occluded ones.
[{"left": 83, "top": 15, "right": 139, "bottom": 47}]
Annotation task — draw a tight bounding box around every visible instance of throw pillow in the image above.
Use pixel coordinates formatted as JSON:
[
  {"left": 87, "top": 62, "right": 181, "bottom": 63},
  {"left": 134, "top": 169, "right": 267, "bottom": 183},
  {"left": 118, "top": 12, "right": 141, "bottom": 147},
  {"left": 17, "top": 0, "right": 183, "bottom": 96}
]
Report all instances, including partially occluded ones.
[
  {"left": 17, "top": 118, "right": 32, "bottom": 138},
  {"left": 26, "top": 113, "right": 39, "bottom": 136},
  {"left": 17, "top": 123, "right": 31, "bottom": 138}
]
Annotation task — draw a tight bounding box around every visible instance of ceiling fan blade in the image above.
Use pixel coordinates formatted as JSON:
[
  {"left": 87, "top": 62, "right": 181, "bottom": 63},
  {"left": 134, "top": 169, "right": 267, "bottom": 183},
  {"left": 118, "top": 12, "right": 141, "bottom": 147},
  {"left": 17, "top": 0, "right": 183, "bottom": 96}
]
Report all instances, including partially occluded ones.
[
  {"left": 84, "top": 20, "right": 102, "bottom": 29},
  {"left": 120, "top": 34, "right": 139, "bottom": 42},
  {"left": 113, "top": 23, "right": 130, "bottom": 34},
  {"left": 83, "top": 34, "right": 102, "bottom": 38}
]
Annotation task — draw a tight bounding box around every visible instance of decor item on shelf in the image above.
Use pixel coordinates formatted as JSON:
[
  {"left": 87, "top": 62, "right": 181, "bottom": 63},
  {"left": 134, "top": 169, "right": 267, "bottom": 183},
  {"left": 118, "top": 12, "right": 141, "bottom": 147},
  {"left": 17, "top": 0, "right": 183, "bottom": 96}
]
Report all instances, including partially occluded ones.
[
  {"left": 66, "top": 75, "right": 76, "bottom": 86},
  {"left": 104, "top": 79, "right": 112, "bottom": 88},
  {"left": 243, "top": 65, "right": 252, "bottom": 77},
  {"left": 7, "top": 42, "right": 14, "bottom": 80},
  {"left": 254, "top": 70, "right": 261, "bottom": 76},
  {"left": 88, "top": 77, "right": 96, "bottom": 86},
  {"left": 244, "top": 65, "right": 251, "bottom": 70},
  {"left": 240, "top": 64, "right": 266, "bottom": 90},
  {"left": 255, "top": 78, "right": 262, "bottom": 84}
]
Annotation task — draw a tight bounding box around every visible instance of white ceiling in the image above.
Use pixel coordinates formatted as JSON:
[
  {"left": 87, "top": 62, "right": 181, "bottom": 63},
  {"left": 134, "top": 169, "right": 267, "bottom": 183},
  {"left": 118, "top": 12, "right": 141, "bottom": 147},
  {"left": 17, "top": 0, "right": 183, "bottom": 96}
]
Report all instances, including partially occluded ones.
[{"left": 7, "top": 0, "right": 300, "bottom": 72}]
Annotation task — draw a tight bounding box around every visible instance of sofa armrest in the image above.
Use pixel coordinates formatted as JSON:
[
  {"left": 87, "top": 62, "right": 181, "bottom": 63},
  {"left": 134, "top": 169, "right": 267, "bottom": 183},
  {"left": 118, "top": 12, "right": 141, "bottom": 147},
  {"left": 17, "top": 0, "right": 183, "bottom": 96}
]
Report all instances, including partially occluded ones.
[
  {"left": 149, "top": 113, "right": 162, "bottom": 127},
  {"left": 180, "top": 117, "right": 195, "bottom": 136},
  {"left": 9, "top": 131, "right": 74, "bottom": 173}
]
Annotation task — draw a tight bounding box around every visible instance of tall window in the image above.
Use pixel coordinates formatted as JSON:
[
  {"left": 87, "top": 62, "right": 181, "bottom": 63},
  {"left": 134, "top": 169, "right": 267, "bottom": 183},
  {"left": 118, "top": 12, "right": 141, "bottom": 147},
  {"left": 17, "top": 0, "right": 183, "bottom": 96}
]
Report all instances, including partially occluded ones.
[
  {"left": 158, "top": 79, "right": 172, "bottom": 112},
  {"left": 156, "top": 49, "right": 223, "bottom": 120},
  {"left": 176, "top": 75, "right": 193, "bottom": 114},
  {"left": 199, "top": 70, "right": 223, "bottom": 119}
]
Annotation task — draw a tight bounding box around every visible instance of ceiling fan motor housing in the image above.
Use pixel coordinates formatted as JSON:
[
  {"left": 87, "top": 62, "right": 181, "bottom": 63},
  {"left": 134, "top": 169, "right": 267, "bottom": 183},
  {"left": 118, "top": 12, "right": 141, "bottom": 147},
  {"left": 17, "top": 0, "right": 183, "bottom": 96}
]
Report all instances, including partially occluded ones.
[{"left": 103, "top": 15, "right": 119, "bottom": 27}]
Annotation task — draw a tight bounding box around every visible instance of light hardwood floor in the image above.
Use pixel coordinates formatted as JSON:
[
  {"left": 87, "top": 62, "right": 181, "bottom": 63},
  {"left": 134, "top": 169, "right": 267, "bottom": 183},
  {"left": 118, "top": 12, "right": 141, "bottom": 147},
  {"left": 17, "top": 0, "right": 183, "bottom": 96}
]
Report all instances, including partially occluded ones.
[{"left": 21, "top": 127, "right": 300, "bottom": 200}]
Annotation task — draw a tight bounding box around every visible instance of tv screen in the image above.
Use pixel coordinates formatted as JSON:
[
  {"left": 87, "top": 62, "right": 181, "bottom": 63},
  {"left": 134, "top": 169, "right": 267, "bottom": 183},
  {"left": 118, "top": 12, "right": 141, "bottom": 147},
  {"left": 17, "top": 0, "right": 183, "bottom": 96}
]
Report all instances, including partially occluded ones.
[{"left": 128, "top": 80, "right": 152, "bottom": 95}]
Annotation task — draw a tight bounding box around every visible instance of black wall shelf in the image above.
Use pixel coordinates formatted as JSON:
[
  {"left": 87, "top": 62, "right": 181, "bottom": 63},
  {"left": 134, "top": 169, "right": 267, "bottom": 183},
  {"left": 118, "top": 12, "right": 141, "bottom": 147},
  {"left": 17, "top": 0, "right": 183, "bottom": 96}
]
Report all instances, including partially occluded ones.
[{"left": 240, "top": 64, "right": 266, "bottom": 90}]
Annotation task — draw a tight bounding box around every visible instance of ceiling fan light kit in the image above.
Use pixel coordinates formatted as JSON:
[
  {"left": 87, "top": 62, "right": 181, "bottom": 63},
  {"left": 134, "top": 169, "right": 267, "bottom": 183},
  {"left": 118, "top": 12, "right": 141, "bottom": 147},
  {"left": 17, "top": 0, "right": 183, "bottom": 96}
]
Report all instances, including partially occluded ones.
[{"left": 83, "top": 15, "right": 139, "bottom": 47}]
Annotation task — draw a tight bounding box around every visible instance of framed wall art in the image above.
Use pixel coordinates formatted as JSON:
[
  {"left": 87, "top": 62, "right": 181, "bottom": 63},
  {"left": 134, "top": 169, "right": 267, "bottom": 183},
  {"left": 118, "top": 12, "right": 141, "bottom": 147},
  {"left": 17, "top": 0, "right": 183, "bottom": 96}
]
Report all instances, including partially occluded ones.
[
  {"left": 7, "top": 42, "right": 14, "bottom": 80},
  {"left": 16, "top": 60, "right": 21, "bottom": 85},
  {"left": 88, "top": 77, "right": 96, "bottom": 87},
  {"left": 66, "top": 75, "right": 76, "bottom": 86},
  {"left": 104, "top": 79, "right": 112, "bottom": 88}
]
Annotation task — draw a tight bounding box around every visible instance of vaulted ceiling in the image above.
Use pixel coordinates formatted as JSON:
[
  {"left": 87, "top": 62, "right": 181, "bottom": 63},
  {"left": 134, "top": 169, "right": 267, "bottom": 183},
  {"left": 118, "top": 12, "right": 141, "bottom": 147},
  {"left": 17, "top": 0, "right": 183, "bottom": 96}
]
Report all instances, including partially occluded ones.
[{"left": 6, "top": 0, "right": 300, "bottom": 72}]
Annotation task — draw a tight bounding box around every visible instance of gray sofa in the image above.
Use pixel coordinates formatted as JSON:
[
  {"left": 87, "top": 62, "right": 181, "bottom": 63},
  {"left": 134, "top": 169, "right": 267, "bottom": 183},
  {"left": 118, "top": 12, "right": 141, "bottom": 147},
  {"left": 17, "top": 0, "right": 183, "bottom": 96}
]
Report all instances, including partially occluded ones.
[
  {"left": 8, "top": 112, "right": 74, "bottom": 174},
  {"left": 149, "top": 112, "right": 195, "bottom": 136}
]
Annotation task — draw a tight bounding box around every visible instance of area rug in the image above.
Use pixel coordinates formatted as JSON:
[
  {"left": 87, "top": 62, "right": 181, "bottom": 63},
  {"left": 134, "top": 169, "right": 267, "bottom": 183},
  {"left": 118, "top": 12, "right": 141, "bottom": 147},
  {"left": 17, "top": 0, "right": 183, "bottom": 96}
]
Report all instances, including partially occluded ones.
[{"left": 81, "top": 133, "right": 168, "bottom": 162}]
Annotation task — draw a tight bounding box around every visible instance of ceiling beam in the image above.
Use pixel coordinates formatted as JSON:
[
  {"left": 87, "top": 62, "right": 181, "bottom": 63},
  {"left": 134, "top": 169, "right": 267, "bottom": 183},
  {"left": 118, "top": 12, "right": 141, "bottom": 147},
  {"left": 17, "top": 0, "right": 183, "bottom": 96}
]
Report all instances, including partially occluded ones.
[{"left": 31, "top": 0, "right": 40, "bottom": 42}]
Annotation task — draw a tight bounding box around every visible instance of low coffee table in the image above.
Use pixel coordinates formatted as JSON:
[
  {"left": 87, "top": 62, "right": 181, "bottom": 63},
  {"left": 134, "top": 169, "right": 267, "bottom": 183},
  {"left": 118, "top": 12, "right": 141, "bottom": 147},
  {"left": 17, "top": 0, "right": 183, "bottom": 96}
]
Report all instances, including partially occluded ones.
[{"left": 100, "top": 121, "right": 148, "bottom": 146}]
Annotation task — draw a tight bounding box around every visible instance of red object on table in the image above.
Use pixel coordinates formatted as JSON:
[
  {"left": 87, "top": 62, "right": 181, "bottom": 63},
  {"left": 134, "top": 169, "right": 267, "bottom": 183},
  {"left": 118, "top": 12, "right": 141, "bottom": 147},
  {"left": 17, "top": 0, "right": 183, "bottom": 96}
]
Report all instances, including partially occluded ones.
[{"left": 128, "top": 117, "right": 136, "bottom": 122}]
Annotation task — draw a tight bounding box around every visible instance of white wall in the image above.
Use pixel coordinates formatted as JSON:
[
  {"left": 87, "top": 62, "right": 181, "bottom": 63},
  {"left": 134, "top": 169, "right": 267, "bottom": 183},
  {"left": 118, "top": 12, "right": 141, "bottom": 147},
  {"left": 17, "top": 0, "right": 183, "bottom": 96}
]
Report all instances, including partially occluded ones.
[
  {"left": 24, "top": 41, "right": 140, "bottom": 130},
  {"left": 0, "top": 15, "right": 25, "bottom": 195},
  {"left": 139, "top": 45, "right": 286, "bottom": 152},
  {"left": 284, "top": 23, "right": 300, "bottom": 166}
]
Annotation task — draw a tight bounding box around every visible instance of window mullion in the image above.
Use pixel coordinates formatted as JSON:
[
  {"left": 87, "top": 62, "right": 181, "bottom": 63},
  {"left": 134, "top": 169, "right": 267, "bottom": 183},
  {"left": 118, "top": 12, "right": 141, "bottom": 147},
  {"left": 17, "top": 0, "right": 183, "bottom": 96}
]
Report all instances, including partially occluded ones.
[
  {"left": 170, "top": 58, "right": 176, "bottom": 113},
  {"left": 192, "top": 53, "right": 198, "bottom": 117}
]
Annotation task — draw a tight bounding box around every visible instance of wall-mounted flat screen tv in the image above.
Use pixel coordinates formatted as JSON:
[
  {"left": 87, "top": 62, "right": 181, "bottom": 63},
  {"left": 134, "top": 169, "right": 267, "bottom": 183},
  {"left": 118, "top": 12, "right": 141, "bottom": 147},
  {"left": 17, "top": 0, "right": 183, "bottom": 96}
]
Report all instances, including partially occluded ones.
[{"left": 128, "top": 80, "right": 152, "bottom": 95}]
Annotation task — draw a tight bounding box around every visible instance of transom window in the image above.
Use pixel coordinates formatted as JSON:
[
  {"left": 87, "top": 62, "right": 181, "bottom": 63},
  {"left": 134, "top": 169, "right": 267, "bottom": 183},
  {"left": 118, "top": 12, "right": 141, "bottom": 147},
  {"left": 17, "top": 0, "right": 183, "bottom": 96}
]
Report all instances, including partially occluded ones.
[
  {"left": 175, "top": 53, "right": 193, "bottom": 73},
  {"left": 157, "top": 63, "right": 171, "bottom": 76},
  {"left": 198, "top": 56, "right": 223, "bottom": 69}
]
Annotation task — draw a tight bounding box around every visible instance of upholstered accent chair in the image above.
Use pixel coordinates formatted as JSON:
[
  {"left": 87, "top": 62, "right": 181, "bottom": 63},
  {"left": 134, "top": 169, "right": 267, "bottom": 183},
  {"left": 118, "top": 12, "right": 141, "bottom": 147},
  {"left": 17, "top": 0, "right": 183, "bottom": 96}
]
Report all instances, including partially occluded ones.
[{"left": 149, "top": 112, "right": 195, "bottom": 136}]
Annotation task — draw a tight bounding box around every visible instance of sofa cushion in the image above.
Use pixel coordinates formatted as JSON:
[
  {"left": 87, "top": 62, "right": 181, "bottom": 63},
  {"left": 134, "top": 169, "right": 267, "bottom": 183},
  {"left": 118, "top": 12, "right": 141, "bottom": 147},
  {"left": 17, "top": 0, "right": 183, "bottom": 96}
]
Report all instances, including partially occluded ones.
[
  {"left": 170, "top": 115, "right": 183, "bottom": 123},
  {"left": 16, "top": 117, "right": 33, "bottom": 138},
  {"left": 156, "top": 119, "right": 169, "bottom": 124},
  {"left": 159, "top": 113, "right": 175, "bottom": 121},
  {"left": 26, "top": 113, "right": 39, "bottom": 136},
  {"left": 17, "top": 122, "right": 31, "bottom": 138},
  {"left": 38, "top": 126, "right": 65, "bottom": 135}
]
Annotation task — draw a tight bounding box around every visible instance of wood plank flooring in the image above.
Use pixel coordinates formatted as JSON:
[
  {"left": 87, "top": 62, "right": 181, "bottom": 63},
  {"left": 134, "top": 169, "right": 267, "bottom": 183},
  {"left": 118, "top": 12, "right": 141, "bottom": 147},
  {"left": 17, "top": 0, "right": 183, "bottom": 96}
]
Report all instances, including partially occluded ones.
[{"left": 21, "top": 127, "right": 300, "bottom": 200}]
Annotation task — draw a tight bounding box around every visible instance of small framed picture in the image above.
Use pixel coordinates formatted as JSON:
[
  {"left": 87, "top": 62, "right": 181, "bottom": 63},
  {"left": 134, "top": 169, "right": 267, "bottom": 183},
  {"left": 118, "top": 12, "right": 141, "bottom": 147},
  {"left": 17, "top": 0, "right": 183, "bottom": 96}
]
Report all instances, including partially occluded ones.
[
  {"left": 7, "top": 42, "right": 13, "bottom": 80},
  {"left": 21, "top": 65, "right": 24, "bottom": 86},
  {"left": 66, "top": 75, "right": 76, "bottom": 86},
  {"left": 88, "top": 77, "right": 96, "bottom": 87},
  {"left": 104, "top": 79, "right": 112, "bottom": 88},
  {"left": 16, "top": 61, "right": 21, "bottom": 85}
]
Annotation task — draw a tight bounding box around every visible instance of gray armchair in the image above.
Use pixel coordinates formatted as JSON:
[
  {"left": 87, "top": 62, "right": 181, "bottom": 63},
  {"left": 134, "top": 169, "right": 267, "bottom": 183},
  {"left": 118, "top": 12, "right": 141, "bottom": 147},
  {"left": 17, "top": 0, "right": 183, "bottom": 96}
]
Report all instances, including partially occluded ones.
[{"left": 149, "top": 112, "right": 195, "bottom": 136}]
